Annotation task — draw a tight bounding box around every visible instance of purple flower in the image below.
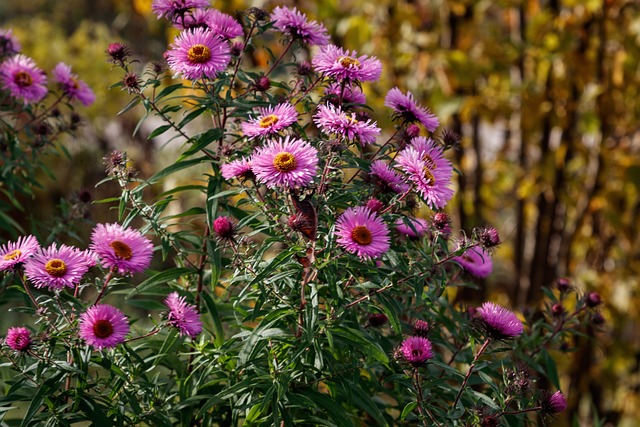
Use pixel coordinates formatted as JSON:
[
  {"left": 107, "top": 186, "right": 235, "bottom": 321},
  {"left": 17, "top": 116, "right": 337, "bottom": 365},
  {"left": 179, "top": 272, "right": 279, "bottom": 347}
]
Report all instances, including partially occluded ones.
[
  {"left": 324, "top": 82, "right": 366, "bottom": 105},
  {"left": 165, "top": 292, "right": 203, "bottom": 338},
  {"left": 175, "top": 9, "right": 244, "bottom": 39},
  {"left": 241, "top": 102, "right": 298, "bottom": 139},
  {"left": 166, "top": 27, "right": 231, "bottom": 80},
  {"left": 221, "top": 156, "right": 254, "bottom": 181},
  {"left": 312, "top": 45, "right": 382, "bottom": 82},
  {"left": 206, "top": 9, "right": 244, "bottom": 39},
  {"left": 0, "top": 29, "right": 21, "bottom": 57},
  {"left": 543, "top": 391, "right": 567, "bottom": 414},
  {"left": 395, "top": 217, "right": 428, "bottom": 239},
  {"left": 270, "top": 6, "right": 330, "bottom": 46},
  {"left": 369, "top": 160, "right": 410, "bottom": 194},
  {"left": 251, "top": 136, "right": 318, "bottom": 188},
  {"left": 313, "top": 103, "right": 380, "bottom": 145},
  {"left": 400, "top": 336, "right": 434, "bottom": 367},
  {"left": 24, "top": 244, "right": 92, "bottom": 290},
  {"left": 213, "top": 216, "right": 235, "bottom": 239},
  {"left": 335, "top": 206, "right": 390, "bottom": 260},
  {"left": 453, "top": 247, "right": 493, "bottom": 279},
  {"left": 476, "top": 302, "right": 524, "bottom": 339},
  {"left": 5, "top": 326, "right": 31, "bottom": 351},
  {"left": 0, "top": 54, "right": 48, "bottom": 104},
  {"left": 384, "top": 87, "right": 439, "bottom": 132},
  {"left": 152, "top": 0, "right": 210, "bottom": 20},
  {"left": 395, "top": 138, "right": 454, "bottom": 209},
  {"left": 52, "top": 62, "right": 95, "bottom": 106},
  {"left": 90, "top": 223, "right": 154, "bottom": 275},
  {"left": 79, "top": 304, "right": 129, "bottom": 350},
  {"left": 0, "top": 235, "right": 40, "bottom": 271}
]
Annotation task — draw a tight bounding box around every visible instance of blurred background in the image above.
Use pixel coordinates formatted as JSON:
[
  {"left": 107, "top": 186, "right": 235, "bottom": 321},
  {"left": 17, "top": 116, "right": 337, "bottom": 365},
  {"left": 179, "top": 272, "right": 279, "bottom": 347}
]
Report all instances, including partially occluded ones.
[{"left": 1, "top": 0, "right": 639, "bottom": 425}]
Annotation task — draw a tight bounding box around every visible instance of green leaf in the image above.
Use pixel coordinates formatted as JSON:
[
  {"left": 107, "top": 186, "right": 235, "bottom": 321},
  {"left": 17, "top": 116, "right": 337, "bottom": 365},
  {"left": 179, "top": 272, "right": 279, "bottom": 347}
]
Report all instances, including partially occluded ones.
[
  {"left": 331, "top": 326, "right": 389, "bottom": 366},
  {"left": 541, "top": 350, "right": 560, "bottom": 389},
  {"left": 148, "top": 124, "right": 173, "bottom": 139},
  {"left": 201, "top": 291, "right": 225, "bottom": 347},
  {"left": 155, "top": 83, "right": 184, "bottom": 100},
  {"left": 149, "top": 156, "right": 209, "bottom": 183},
  {"left": 401, "top": 402, "right": 417, "bottom": 420},
  {"left": 127, "top": 267, "right": 195, "bottom": 298}
]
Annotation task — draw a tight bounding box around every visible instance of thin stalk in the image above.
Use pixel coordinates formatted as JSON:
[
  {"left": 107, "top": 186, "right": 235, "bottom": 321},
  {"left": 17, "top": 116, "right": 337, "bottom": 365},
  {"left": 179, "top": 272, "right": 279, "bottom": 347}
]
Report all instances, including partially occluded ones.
[{"left": 452, "top": 338, "right": 492, "bottom": 408}]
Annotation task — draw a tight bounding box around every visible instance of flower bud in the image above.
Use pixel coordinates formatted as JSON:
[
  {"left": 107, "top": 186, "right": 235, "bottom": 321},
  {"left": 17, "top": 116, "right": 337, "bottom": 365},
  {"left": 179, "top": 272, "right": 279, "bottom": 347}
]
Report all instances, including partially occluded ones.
[
  {"left": 368, "top": 313, "right": 388, "bottom": 327},
  {"left": 255, "top": 76, "right": 271, "bottom": 92},
  {"left": 586, "top": 291, "right": 602, "bottom": 308},
  {"left": 556, "top": 277, "right": 571, "bottom": 292},
  {"left": 551, "top": 303, "right": 564, "bottom": 317},
  {"left": 365, "top": 198, "right": 384, "bottom": 213},
  {"left": 412, "top": 320, "right": 430, "bottom": 338},
  {"left": 213, "top": 216, "right": 235, "bottom": 240},
  {"left": 106, "top": 42, "right": 130, "bottom": 65},
  {"left": 406, "top": 123, "right": 421, "bottom": 139},
  {"left": 542, "top": 391, "right": 567, "bottom": 414}
]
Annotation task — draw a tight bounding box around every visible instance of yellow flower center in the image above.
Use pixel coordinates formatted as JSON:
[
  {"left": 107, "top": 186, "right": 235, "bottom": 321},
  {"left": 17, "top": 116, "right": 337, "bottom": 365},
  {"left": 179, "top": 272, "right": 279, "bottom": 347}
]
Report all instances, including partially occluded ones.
[
  {"left": 423, "top": 167, "right": 436, "bottom": 186},
  {"left": 3, "top": 249, "right": 21, "bottom": 261},
  {"left": 14, "top": 71, "right": 33, "bottom": 87},
  {"left": 351, "top": 225, "right": 372, "bottom": 245},
  {"left": 273, "top": 152, "right": 297, "bottom": 173},
  {"left": 187, "top": 44, "right": 211, "bottom": 64},
  {"left": 422, "top": 153, "right": 437, "bottom": 169},
  {"left": 45, "top": 259, "right": 67, "bottom": 277},
  {"left": 110, "top": 241, "right": 133, "bottom": 260},
  {"left": 93, "top": 319, "right": 114, "bottom": 338},
  {"left": 339, "top": 56, "right": 361, "bottom": 68},
  {"left": 259, "top": 114, "right": 279, "bottom": 128}
]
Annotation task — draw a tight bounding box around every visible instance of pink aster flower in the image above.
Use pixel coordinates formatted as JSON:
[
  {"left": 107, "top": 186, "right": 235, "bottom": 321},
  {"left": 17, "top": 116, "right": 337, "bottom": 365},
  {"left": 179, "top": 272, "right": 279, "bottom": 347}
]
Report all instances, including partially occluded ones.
[
  {"left": 0, "top": 29, "right": 21, "bottom": 57},
  {"left": 5, "top": 326, "right": 31, "bottom": 352},
  {"left": 152, "top": 0, "right": 209, "bottom": 20},
  {"left": 369, "top": 160, "right": 409, "bottom": 194},
  {"left": 324, "top": 82, "right": 366, "bottom": 105},
  {"left": 476, "top": 302, "right": 524, "bottom": 339},
  {"left": 395, "top": 140, "right": 454, "bottom": 209},
  {"left": 395, "top": 217, "right": 428, "bottom": 239},
  {"left": 241, "top": 102, "right": 298, "bottom": 139},
  {"left": 453, "top": 247, "right": 493, "bottom": 279},
  {"left": 52, "top": 62, "right": 96, "bottom": 106},
  {"left": 90, "top": 223, "right": 154, "bottom": 275},
  {"left": 251, "top": 136, "right": 318, "bottom": 188},
  {"left": 206, "top": 9, "right": 244, "bottom": 39},
  {"left": 0, "top": 235, "right": 39, "bottom": 271},
  {"left": 79, "top": 304, "right": 129, "bottom": 350},
  {"left": 176, "top": 9, "right": 244, "bottom": 40},
  {"left": 271, "top": 6, "right": 330, "bottom": 46},
  {"left": 0, "top": 54, "right": 48, "bottom": 104},
  {"left": 313, "top": 103, "right": 380, "bottom": 145},
  {"left": 335, "top": 206, "right": 390, "bottom": 260},
  {"left": 400, "top": 336, "right": 434, "bottom": 367},
  {"left": 543, "top": 391, "right": 567, "bottom": 414},
  {"left": 24, "top": 244, "right": 92, "bottom": 290},
  {"left": 165, "top": 292, "right": 203, "bottom": 338},
  {"left": 384, "top": 87, "right": 439, "bottom": 132},
  {"left": 166, "top": 27, "right": 231, "bottom": 80},
  {"left": 221, "top": 156, "right": 254, "bottom": 181},
  {"left": 312, "top": 45, "right": 382, "bottom": 82}
]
